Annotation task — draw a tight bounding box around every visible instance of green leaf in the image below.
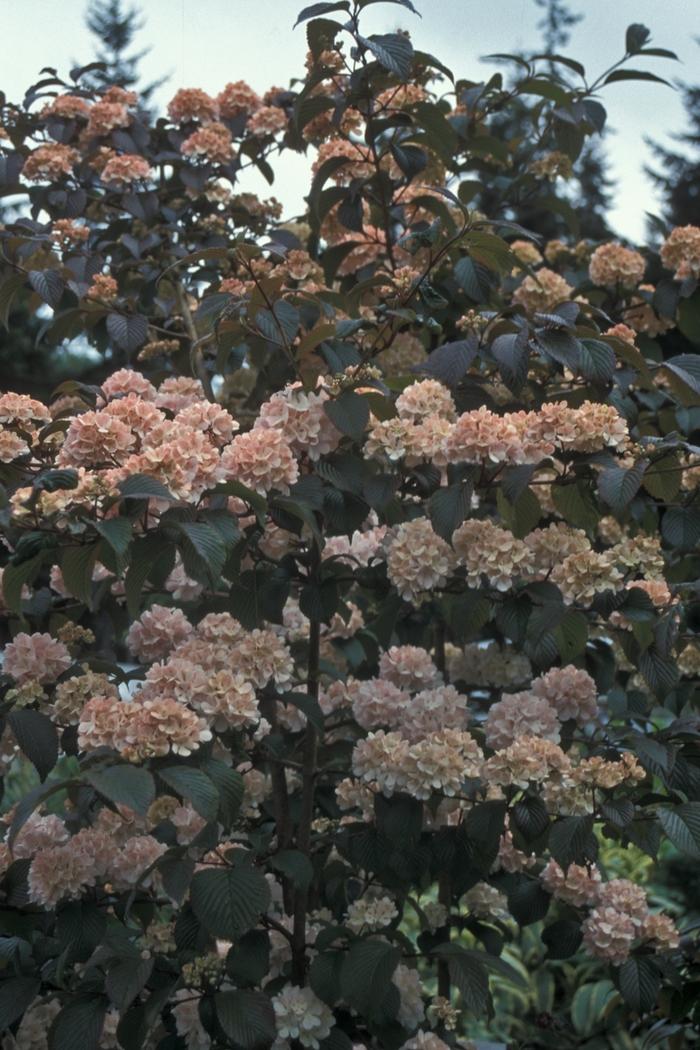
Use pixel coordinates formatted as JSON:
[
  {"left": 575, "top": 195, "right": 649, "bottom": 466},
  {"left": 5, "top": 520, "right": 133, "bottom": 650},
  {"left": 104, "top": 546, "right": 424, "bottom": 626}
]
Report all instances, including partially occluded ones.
[
  {"left": 29, "top": 269, "right": 65, "bottom": 308},
  {"left": 190, "top": 865, "right": 271, "bottom": 939},
  {"left": 270, "top": 849, "right": 314, "bottom": 890},
  {"left": 549, "top": 815, "right": 597, "bottom": 867},
  {"left": 625, "top": 23, "right": 651, "bottom": 52},
  {"left": 496, "top": 486, "right": 541, "bottom": 538},
  {"left": 570, "top": 980, "right": 616, "bottom": 1037},
  {"left": 60, "top": 542, "right": 99, "bottom": 606},
  {"left": 225, "top": 930, "right": 270, "bottom": 986},
  {"left": 552, "top": 481, "right": 599, "bottom": 531},
  {"left": 419, "top": 337, "right": 478, "bottom": 385},
  {"left": 658, "top": 803, "right": 700, "bottom": 858},
  {"left": 434, "top": 944, "right": 489, "bottom": 1016},
  {"left": 8, "top": 710, "right": 59, "bottom": 782},
  {"left": 554, "top": 609, "right": 589, "bottom": 662},
  {"left": 429, "top": 482, "right": 472, "bottom": 540},
  {"left": 339, "top": 939, "right": 401, "bottom": 1022},
  {"left": 49, "top": 997, "right": 108, "bottom": 1050},
  {"left": 661, "top": 505, "right": 700, "bottom": 552},
  {"left": 201, "top": 760, "right": 244, "bottom": 828},
  {"left": 677, "top": 297, "right": 700, "bottom": 346},
  {"left": 158, "top": 767, "right": 219, "bottom": 821},
  {"left": 106, "top": 313, "right": 148, "bottom": 352},
  {"left": 541, "top": 919, "right": 582, "bottom": 959},
  {"left": 639, "top": 646, "right": 680, "bottom": 697},
  {"left": 87, "top": 765, "right": 156, "bottom": 816},
  {"left": 281, "top": 691, "right": 325, "bottom": 734},
  {"left": 1, "top": 553, "right": 46, "bottom": 614},
  {"left": 375, "top": 792, "right": 423, "bottom": 848},
  {"left": 604, "top": 69, "right": 670, "bottom": 87},
  {"left": 0, "top": 976, "right": 41, "bottom": 1032},
  {"left": 642, "top": 455, "right": 681, "bottom": 501},
  {"left": 174, "top": 520, "right": 227, "bottom": 587},
  {"left": 598, "top": 464, "right": 644, "bottom": 513},
  {"left": 454, "top": 257, "right": 497, "bottom": 302},
  {"left": 324, "top": 390, "right": 369, "bottom": 439},
  {"left": 118, "top": 474, "right": 175, "bottom": 501},
  {"left": 579, "top": 339, "right": 615, "bottom": 383},
  {"left": 106, "top": 957, "right": 154, "bottom": 1012},
  {"left": 363, "top": 32, "right": 414, "bottom": 79},
  {"left": 94, "top": 518, "right": 132, "bottom": 568},
  {"left": 216, "top": 989, "right": 276, "bottom": 1049},
  {"left": 618, "top": 956, "right": 660, "bottom": 1014}
]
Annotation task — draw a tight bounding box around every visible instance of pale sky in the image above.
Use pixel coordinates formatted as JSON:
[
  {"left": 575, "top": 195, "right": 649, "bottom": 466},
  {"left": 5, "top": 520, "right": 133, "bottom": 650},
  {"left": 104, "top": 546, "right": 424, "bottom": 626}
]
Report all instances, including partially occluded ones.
[{"left": 2, "top": 0, "right": 698, "bottom": 242}]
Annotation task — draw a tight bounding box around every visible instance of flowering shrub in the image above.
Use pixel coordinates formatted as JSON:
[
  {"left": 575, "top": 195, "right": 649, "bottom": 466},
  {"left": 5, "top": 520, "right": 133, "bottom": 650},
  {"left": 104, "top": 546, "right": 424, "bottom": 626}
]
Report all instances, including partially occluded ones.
[{"left": 1, "top": 3, "right": 699, "bottom": 1049}]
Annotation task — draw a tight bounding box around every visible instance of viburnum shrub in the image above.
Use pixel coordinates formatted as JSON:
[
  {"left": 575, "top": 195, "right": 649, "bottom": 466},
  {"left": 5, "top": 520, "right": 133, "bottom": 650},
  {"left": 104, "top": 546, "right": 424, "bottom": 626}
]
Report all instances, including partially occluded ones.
[{"left": 1, "top": 2, "right": 700, "bottom": 1048}]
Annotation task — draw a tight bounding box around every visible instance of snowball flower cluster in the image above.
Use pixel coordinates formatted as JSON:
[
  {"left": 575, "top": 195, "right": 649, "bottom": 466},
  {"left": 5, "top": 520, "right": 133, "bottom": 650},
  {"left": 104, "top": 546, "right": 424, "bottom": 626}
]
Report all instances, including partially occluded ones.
[
  {"left": 272, "top": 984, "right": 333, "bottom": 1048},
  {"left": 386, "top": 517, "right": 455, "bottom": 601},
  {"left": 588, "top": 242, "right": 646, "bottom": 288},
  {"left": 3, "top": 632, "right": 71, "bottom": 684},
  {"left": 660, "top": 224, "right": 700, "bottom": 280}
]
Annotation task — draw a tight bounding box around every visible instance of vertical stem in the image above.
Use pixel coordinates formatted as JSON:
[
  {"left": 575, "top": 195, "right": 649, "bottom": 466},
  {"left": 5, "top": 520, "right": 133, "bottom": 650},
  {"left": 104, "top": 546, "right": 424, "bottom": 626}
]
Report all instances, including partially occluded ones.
[
  {"left": 434, "top": 616, "right": 451, "bottom": 999},
  {"left": 291, "top": 545, "right": 322, "bottom": 984},
  {"left": 260, "top": 695, "right": 293, "bottom": 914},
  {"left": 174, "top": 283, "right": 215, "bottom": 402}
]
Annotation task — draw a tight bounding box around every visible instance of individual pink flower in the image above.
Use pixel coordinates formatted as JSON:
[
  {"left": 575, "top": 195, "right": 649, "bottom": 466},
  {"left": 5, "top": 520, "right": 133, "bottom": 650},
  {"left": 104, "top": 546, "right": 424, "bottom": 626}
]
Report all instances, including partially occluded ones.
[
  {"left": 247, "top": 105, "right": 287, "bottom": 137},
  {"left": 4, "top": 632, "right": 71, "bottom": 684}
]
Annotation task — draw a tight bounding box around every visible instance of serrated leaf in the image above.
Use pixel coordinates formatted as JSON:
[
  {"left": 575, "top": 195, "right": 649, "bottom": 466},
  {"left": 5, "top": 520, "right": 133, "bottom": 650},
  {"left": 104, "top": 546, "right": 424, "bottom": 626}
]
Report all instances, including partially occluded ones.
[
  {"left": 201, "top": 760, "right": 244, "bottom": 828},
  {"left": 88, "top": 765, "right": 156, "bottom": 815},
  {"left": 0, "top": 977, "right": 41, "bottom": 1032},
  {"left": 618, "top": 956, "right": 660, "bottom": 1014},
  {"left": 549, "top": 815, "right": 597, "bottom": 867},
  {"left": 429, "top": 482, "right": 472, "bottom": 540},
  {"left": 106, "top": 313, "right": 148, "bottom": 352},
  {"left": 190, "top": 865, "right": 271, "bottom": 939},
  {"left": 363, "top": 32, "right": 414, "bottom": 79},
  {"left": 118, "top": 474, "right": 175, "bottom": 501},
  {"left": 270, "top": 849, "right": 314, "bottom": 890},
  {"left": 49, "top": 997, "right": 108, "bottom": 1050},
  {"left": 418, "top": 337, "right": 478, "bottom": 385},
  {"left": 158, "top": 766, "right": 219, "bottom": 821},
  {"left": 658, "top": 803, "right": 700, "bottom": 858},
  {"left": 106, "top": 957, "right": 153, "bottom": 1012},
  {"left": 8, "top": 710, "right": 59, "bottom": 782},
  {"left": 598, "top": 464, "right": 644, "bottom": 513},
  {"left": 340, "top": 939, "right": 401, "bottom": 1022},
  {"left": 29, "top": 269, "right": 64, "bottom": 308},
  {"left": 324, "top": 390, "right": 369, "bottom": 439},
  {"left": 215, "top": 989, "right": 276, "bottom": 1049}
]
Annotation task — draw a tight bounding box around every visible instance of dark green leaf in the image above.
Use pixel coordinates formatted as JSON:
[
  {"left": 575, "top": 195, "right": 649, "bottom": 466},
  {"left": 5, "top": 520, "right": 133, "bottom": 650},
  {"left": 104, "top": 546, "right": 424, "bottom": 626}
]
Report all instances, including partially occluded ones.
[
  {"left": 88, "top": 765, "right": 155, "bottom": 815},
  {"left": 190, "top": 865, "right": 271, "bottom": 939},
  {"left": 618, "top": 956, "right": 660, "bottom": 1014},
  {"left": 8, "top": 710, "right": 59, "bottom": 782},
  {"left": 339, "top": 939, "right": 400, "bottom": 1022},
  {"left": 159, "top": 767, "right": 219, "bottom": 821},
  {"left": 216, "top": 990, "right": 275, "bottom": 1048}
]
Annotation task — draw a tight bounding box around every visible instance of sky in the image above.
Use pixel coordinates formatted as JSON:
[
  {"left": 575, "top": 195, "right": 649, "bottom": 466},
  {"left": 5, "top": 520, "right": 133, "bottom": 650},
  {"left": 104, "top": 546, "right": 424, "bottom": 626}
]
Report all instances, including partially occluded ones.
[{"left": 2, "top": 0, "right": 698, "bottom": 242}]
